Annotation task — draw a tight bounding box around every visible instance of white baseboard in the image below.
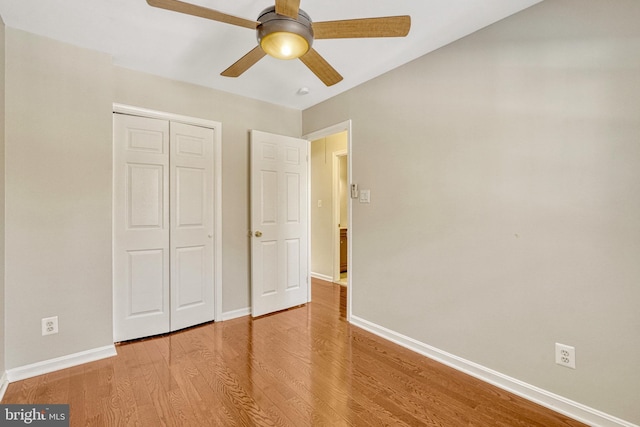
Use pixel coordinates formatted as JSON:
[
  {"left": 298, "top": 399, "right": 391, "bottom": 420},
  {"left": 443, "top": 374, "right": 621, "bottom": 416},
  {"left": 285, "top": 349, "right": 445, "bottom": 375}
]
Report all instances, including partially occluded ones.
[
  {"left": 311, "top": 272, "right": 333, "bottom": 282},
  {"left": 350, "top": 315, "right": 638, "bottom": 427},
  {"left": 0, "top": 371, "right": 8, "bottom": 402},
  {"left": 222, "top": 307, "right": 251, "bottom": 321},
  {"left": 6, "top": 345, "right": 117, "bottom": 383}
]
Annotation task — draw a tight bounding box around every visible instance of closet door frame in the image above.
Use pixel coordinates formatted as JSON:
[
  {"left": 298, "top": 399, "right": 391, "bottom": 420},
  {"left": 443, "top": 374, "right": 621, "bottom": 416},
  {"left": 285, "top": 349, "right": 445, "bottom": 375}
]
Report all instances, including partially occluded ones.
[{"left": 113, "top": 103, "right": 223, "bottom": 324}]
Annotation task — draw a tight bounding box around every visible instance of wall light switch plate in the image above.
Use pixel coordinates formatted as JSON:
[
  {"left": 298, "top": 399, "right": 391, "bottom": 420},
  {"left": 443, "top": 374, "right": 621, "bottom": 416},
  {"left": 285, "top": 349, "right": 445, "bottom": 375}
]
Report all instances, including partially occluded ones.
[{"left": 359, "top": 189, "right": 370, "bottom": 203}]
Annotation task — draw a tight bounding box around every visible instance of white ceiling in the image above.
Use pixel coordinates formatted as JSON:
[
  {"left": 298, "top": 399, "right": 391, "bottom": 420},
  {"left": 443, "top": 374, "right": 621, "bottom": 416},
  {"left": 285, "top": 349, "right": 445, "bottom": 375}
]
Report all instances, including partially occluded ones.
[{"left": 0, "top": 0, "right": 541, "bottom": 110}]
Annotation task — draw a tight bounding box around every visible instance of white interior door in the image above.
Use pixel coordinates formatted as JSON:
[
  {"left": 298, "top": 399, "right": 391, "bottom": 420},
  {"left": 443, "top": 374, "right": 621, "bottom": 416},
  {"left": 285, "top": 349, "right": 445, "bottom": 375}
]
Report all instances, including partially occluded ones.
[
  {"left": 170, "top": 122, "right": 215, "bottom": 331},
  {"left": 114, "top": 114, "right": 170, "bottom": 341},
  {"left": 250, "top": 130, "right": 309, "bottom": 317}
]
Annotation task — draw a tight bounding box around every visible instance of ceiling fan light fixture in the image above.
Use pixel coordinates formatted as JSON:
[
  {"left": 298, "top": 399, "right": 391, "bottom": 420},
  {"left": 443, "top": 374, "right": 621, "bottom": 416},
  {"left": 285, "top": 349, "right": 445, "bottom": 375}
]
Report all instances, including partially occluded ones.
[
  {"left": 257, "top": 6, "right": 313, "bottom": 60},
  {"left": 260, "top": 32, "right": 309, "bottom": 59}
]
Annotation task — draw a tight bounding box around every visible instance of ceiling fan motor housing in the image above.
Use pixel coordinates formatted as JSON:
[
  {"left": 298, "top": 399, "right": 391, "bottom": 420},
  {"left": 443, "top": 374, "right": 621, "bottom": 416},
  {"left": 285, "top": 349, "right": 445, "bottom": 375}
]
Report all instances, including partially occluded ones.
[{"left": 257, "top": 6, "right": 314, "bottom": 58}]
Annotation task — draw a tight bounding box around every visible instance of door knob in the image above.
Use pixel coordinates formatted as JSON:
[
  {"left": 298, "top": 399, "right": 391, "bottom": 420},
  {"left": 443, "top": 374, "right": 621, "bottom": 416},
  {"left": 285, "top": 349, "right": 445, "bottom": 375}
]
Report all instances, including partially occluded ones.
[{"left": 255, "top": 231, "right": 263, "bottom": 237}]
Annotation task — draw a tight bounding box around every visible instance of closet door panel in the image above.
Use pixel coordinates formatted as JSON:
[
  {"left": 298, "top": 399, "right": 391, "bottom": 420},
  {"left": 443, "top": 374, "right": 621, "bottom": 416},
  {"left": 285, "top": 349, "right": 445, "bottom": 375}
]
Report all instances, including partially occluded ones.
[
  {"left": 114, "top": 114, "right": 170, "bottom": 342},
  {"left": 170, "top": 122, "right": 216, "bottom": 331}
]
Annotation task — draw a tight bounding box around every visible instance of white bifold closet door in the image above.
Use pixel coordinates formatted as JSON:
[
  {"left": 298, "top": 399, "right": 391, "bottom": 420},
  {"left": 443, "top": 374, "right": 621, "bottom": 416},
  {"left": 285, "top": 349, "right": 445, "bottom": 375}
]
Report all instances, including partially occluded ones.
[{"left": 113, "top": 114, "right": 215, "bottom": 342}]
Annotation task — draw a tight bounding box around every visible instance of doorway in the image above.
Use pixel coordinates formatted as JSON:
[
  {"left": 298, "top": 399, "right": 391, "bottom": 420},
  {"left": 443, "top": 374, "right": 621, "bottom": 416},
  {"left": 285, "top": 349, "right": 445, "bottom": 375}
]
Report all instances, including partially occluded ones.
[{"left": 305, "top": 121, "right": 352, "bottom": 320}]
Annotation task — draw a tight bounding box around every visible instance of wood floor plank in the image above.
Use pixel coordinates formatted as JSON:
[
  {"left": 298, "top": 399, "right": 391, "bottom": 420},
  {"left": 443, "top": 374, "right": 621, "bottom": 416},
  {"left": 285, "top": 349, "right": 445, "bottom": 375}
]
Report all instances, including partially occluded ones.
[
  {"left": 209, "top": 319, "right": 347, "bottom": 427},
  {"left": 65, "top": 365, "right": 86, "bottom": 426},
  {"left": 110, "top": 343, "right": 141, "bottom": 426},
  {"left": 2, "top": 375, "right": 43, "bottom": 404},
  {"left": 2, "top": 279, "right": 587, "bottom": 427},
  {"left": 219, "top": 312, "right": 355, "bottom": 426}
]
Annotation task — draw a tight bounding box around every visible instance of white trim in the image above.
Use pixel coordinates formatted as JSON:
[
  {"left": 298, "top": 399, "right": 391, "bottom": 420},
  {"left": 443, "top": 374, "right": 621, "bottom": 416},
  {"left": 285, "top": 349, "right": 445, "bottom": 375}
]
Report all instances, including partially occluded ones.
[
  {"left": 221, "top": 307, "right": 251, "bottom": 321},
  {"left": 112, "top": 103, "right": 224, "bottom": 323},
  {"left": 311, "top": 272, "right": 333, "bottom": 282},
  {"left": 6, "top": 345, "right": 117, "bottom": 383},
  {"left": 307, "top": 138, "right": 312, "bottom": 305},
  {"left": 212, "top": 116, "right": 223, "bottom": 322},
  {"left": 113, "top": 104, "right": 219, "bottom": 130},
  {"left": 303, "top": 120, "right": 353, "bottom": 321},
  {"left": 350, "top": 315, "right": 638, "bottom": 427},
  {"left": 304, "top": 121, "right": 351, "bottom": 143},
  {"left": 0, "top": 371, "right": 8, "bottom": 401}
]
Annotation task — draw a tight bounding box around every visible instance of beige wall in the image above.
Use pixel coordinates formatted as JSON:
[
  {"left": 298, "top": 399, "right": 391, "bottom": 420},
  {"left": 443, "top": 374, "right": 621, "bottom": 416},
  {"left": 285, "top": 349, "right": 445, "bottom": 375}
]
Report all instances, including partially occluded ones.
[
  {"left": 3, "top": 28, "right": 300, "bottom": 370},
  {"left": 310, "top": 132, "right": 347, "bottom": 278},
  {"left": 0, "top": 17, "right": 5, "bottom": 379},
  {"left": 303, "top": 0, "right": 640, "bottom": 424},
  {"left": 5, "top": 29, "right": 114, "bottom": 368}
]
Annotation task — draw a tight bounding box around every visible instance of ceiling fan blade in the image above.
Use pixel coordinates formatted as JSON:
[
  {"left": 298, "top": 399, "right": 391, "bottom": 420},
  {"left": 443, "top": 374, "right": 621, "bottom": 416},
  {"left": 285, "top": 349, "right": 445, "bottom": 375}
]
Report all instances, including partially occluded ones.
[
  {"left": 146, "top": 0, "right": 258, "bottom": 30},
  {"left": 221, "top": 46, "right": 267, "bottom": 78},
  {"left": 299, "top": 48, "right": 343, "bottom": 87},
  {"left": 275, "top": 0, "right": 300, "bottom": 19},
  {"left": 313, "top": 16, "right": 411, "bottom": 39}
]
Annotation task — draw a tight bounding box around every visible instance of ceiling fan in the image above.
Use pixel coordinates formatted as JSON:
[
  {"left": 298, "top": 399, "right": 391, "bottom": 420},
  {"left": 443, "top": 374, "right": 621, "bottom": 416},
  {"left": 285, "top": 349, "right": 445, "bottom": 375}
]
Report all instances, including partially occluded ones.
[{"left": 146, "top": 0, "right": 411, "bottom": 86}]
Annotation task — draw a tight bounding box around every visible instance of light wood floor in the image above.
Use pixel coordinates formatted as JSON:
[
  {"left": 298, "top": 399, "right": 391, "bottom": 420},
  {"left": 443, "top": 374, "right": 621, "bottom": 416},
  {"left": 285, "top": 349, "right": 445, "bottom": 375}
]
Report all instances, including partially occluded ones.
[{"left": 3, "top": 279, "right": 586, "bottom": 426}]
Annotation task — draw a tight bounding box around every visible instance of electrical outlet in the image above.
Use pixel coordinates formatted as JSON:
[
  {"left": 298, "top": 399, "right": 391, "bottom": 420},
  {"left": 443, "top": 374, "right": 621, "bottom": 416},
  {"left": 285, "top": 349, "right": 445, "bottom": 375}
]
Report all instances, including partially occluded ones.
[
  {"left": 555, "top": 343, "right": 575, "bottom": 369},
  {"left": 42, "top": 316, "right": 59, "bottom": 336}
]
